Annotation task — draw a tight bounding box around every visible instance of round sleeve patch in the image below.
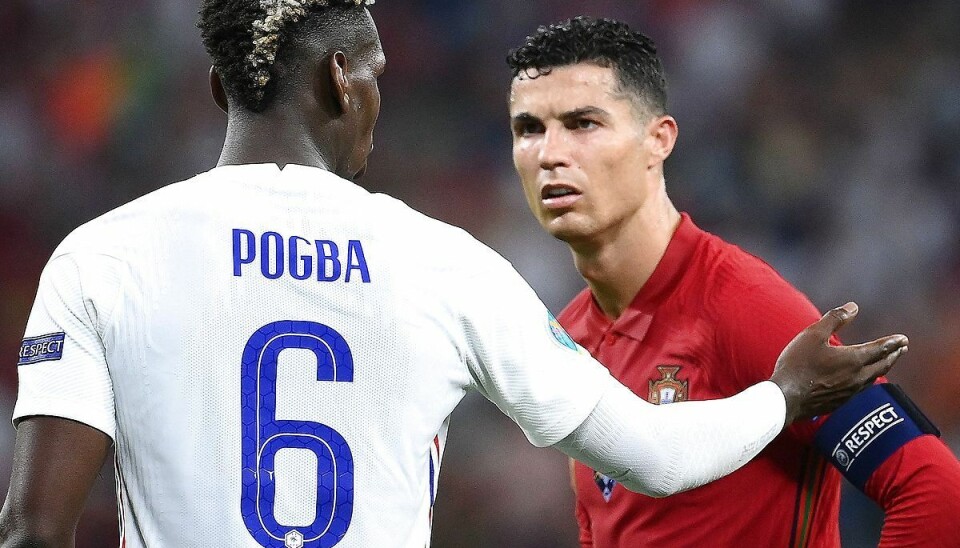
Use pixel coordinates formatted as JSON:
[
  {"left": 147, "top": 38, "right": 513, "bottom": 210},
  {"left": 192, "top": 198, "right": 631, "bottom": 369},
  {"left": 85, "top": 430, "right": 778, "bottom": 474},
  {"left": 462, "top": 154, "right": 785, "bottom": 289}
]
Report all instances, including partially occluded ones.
[{"left": 548, "top": 312, "right": 579, "bottom": 351}]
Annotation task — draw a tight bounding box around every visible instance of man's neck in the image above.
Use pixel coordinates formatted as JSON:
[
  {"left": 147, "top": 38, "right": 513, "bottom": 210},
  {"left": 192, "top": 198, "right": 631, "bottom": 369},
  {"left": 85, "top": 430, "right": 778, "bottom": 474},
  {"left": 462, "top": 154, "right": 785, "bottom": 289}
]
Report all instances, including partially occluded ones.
[
  {"left": 216, "top": 111, "right": 337, "bottom": 172},
  {"left": 570, "top": 194, "right": 681, "bottom": 320}
]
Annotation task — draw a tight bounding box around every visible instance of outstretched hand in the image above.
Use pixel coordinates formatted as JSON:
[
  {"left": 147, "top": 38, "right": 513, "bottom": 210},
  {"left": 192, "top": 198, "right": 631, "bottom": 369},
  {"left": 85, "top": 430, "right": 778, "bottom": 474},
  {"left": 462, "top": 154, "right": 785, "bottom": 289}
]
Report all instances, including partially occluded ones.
[{"left": 769, "top": 302, "right": 908, "bottom": 425}]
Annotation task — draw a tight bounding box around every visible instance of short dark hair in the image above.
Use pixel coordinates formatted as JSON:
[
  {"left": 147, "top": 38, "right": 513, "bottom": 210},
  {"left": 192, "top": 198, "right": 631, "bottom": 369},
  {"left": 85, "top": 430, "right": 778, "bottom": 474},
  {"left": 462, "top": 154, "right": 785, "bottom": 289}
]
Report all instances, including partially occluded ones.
[
  {"left": 507, "top": 16, "right": 667, "bottom": 115},
  {"left": 198, "top": 0, "right": 374, "bottom": 112}
]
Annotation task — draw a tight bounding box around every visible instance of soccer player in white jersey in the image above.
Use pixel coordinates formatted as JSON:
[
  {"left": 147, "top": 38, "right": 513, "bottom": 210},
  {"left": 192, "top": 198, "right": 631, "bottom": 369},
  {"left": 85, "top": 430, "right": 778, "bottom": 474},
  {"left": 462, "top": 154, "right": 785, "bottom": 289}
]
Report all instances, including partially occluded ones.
[{"left": 0, "top": 2, "right": 908, "bottom": 547}]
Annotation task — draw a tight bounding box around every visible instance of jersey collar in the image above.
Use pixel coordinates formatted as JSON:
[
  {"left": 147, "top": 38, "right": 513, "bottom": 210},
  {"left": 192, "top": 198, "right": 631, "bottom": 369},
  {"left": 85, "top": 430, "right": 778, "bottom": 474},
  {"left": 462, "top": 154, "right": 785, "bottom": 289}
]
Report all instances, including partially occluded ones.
[
  {"left": 209, "top": 163, "right": 361, "bottom": 192},
  {"left": 596, "top": 212, "right": 705, "bottom": 343}
]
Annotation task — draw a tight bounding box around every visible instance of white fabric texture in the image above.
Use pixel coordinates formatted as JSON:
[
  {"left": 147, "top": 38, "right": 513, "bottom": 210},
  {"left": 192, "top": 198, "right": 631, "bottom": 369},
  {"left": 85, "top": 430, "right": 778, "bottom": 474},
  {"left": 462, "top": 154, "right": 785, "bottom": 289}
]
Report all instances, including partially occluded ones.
[
  {"left": 15, "top": 253, "right": 122, "bottom": 439},
  {"left": 14, "top": 164, "right": 612, "bottom": 547},
  {"left": 554, "top": 379, "right": 786, "bottom": 498}
]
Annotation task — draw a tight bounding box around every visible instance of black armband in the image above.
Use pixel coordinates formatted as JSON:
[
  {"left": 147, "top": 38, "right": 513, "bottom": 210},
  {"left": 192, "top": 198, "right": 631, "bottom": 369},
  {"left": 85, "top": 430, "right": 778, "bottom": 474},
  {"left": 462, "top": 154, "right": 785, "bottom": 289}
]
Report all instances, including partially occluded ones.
[{"left": 813, "top": 383, "right": 939, "bottom": 490}]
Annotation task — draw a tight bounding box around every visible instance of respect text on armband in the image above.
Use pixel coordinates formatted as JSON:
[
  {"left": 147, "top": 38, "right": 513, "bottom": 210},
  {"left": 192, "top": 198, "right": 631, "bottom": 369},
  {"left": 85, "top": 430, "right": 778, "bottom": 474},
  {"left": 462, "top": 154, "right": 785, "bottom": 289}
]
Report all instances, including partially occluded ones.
[
  {"left": 232, "top": 229, "right": 371, "bottom": 283},
  {"left": 833, "top": 404, "right": 902, "bottom": 469}
]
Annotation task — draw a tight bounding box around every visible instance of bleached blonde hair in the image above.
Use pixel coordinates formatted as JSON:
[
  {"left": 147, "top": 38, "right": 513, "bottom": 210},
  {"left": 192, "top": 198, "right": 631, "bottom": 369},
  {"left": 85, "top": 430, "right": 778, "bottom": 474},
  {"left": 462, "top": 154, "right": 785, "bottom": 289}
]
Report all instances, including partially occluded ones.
[{"left": 246, "top": 0, "right": 375, "bottom": 101}]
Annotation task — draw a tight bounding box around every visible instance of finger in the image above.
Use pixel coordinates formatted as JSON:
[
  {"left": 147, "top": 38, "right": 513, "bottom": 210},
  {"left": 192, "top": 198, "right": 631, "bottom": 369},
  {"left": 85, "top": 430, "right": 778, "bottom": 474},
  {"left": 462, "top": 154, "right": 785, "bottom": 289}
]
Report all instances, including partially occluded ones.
[
  {"left": 810, "top": 302, "right": 859, "bottom": 338},
  {"left": 857, "top": 346, "right": 906, "bottom": 385},
  {"left": 840, "top": 334, "right": 910, "bottom": 366}
]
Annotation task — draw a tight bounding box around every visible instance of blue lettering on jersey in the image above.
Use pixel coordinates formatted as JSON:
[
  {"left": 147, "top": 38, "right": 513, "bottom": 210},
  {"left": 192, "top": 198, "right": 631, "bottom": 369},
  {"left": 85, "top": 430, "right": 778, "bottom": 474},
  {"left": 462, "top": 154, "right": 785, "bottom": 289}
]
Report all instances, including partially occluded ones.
[
  {"left": 316, "top": 240, "right": 341, "bottom": 281},
  {"left": 232, "top": 229, "right": 371, "bottom": 283},
  {"left": 240, "top": 320, "right": 355, "bottom": 546},
  {"left": 18, "top": 332, "right": 66, "bottom": 365},
  {"left": 345, "top": 240, "right": 370, "bottom": 283},
  {"left": 290, "top": 236, "right": 313, "bottom": 280}
]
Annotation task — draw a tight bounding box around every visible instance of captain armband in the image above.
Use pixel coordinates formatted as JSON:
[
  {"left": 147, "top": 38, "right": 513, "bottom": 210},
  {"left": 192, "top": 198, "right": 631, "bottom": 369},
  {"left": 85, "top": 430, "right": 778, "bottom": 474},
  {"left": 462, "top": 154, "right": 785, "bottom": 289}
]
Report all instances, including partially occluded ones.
[{"left": 814, "top": 383, "right": 940, "bottom": 490}]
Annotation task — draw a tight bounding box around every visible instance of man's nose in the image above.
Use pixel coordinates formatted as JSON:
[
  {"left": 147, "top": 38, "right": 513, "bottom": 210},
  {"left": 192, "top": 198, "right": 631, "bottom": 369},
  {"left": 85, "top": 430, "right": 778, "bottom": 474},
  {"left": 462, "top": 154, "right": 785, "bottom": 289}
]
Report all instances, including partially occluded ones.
[{"left": 538, "top": 126, "right": 572, "bottom": 170}]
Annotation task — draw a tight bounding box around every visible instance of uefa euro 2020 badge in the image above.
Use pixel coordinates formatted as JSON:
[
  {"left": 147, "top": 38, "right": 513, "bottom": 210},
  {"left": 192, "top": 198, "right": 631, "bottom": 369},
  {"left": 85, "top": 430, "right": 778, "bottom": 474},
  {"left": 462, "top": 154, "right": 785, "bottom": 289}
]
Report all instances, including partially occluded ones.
[
  {"left": 547, "top": 312, "right": 579, "bottom": 352},
  {"left": 648, "top": 365, "right": 688, "bottom": 405}
]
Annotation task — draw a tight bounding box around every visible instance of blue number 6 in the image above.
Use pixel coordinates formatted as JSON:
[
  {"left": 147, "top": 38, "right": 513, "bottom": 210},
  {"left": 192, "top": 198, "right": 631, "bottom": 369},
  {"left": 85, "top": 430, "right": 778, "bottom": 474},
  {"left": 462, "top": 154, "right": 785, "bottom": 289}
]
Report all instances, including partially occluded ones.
[{"left": 241, "top": 321, "right": 354, "bottom": 547}]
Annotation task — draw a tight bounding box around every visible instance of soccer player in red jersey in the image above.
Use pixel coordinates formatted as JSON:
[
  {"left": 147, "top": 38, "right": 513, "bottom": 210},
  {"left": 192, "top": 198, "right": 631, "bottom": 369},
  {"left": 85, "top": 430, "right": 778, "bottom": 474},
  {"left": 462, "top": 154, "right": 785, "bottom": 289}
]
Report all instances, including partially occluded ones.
[{"left": 508, "top": 16, "right": 960, "bottom": 548}]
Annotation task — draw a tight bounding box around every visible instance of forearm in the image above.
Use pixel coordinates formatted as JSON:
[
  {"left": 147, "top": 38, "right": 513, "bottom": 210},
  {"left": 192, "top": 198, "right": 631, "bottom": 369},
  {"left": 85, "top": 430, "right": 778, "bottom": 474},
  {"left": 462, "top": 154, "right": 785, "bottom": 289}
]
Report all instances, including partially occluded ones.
[
  {"left": 0, "top": 508, "right": 72, "bottom": 548},
  {"left": 553, "top": 378, "right": 785, "bottom": 497},
  {"left": 0, "top": 531, "right": 68, "bottom": 548}
]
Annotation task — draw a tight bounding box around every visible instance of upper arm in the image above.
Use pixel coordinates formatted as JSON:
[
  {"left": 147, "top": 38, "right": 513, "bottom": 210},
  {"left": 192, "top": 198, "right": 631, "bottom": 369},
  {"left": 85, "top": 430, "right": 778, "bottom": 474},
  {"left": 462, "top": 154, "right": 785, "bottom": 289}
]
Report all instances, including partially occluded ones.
[
  {"left": 868, "top": 435, "right": 960, "bottom": 547},
  {"left": 812, "top": 382, "right": 960, "bottom": 545},
  {"left": 13, "top": 252, "right": 119, "bottom": 439},
  {"left": 453, "top": 249, "right": 612, "bottom": 447},
  {"left": 0, "top": 417, "right": 111, "bottom": 546},
  {"left": 2, "top": 250, "right": 120, "bottom": 545}
]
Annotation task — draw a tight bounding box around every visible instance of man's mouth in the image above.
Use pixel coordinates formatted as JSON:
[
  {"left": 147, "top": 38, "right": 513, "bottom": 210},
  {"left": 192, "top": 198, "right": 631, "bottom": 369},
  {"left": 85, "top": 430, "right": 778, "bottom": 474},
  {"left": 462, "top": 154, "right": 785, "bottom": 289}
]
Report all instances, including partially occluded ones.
[{"left": 540, "top": 183, "right": 582, "bottom": 209}]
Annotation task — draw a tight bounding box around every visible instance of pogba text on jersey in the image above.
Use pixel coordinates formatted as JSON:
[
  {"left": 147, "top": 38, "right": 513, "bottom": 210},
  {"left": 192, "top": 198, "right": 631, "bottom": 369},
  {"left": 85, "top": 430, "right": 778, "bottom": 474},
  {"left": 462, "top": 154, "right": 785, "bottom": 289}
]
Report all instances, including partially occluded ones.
[{"left": 232, "top": 228, "right": 371, "bottom": 283}]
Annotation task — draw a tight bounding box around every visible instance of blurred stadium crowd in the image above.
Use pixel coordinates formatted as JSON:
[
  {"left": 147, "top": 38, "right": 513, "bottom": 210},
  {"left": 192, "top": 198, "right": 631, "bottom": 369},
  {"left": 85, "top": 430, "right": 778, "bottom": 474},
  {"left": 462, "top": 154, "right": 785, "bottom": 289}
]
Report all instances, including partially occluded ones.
[{"left": 1, "top": 0, "right": 958, "bottom": 545}]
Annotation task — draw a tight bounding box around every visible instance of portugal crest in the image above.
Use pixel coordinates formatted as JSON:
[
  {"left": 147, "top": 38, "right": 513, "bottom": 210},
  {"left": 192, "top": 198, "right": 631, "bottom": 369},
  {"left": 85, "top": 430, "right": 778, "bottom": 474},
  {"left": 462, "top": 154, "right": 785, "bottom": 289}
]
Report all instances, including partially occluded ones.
[{"left": 648, "top": 366, "right": 688, "bottom": 405}]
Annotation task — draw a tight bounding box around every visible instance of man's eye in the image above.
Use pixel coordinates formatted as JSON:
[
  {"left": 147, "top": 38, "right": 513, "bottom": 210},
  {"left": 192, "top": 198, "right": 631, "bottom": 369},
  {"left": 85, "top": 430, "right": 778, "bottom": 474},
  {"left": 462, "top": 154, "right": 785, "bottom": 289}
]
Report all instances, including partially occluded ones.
[
  {"left": 517, "top": 123, "right": 544, "bottom": 135},
  {"left": 576, "top": 119, "right": 598, "bottom": 130}
]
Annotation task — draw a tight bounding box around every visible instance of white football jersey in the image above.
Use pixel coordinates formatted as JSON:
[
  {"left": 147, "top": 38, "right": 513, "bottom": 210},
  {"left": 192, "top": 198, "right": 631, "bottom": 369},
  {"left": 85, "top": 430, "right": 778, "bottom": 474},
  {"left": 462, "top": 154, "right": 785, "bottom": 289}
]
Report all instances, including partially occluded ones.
[{"left": 14, "top": 164, "right": 613, "bottom": 548}]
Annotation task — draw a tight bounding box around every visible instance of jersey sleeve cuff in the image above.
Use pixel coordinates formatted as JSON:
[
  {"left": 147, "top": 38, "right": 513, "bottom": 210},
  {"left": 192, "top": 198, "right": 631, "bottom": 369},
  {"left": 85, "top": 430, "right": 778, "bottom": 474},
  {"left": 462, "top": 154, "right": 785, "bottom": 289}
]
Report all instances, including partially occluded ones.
[
  {"left": 756, "top": 380, "right": 788, "bottom": 432},
  {"left": 13, "top": 397, "right": 116, "bottom": 442}
]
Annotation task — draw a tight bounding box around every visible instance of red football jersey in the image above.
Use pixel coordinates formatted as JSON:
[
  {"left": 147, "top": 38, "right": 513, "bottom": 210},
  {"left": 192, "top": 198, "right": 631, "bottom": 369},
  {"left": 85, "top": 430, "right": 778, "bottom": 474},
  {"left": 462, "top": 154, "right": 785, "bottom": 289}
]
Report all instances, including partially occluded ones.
[
  {"left": 560, "top": 214, "right": 959, "bottom": 547},
  {"left": 561, "top": 214, "right": 840, "bottom": 547}
]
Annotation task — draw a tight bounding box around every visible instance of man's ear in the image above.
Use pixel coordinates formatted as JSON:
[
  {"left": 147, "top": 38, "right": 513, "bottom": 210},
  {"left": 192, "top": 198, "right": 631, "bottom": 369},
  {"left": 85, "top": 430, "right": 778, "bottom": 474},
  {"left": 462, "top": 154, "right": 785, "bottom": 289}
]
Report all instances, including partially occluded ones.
[
  {"left": 648, "top": 115, "right": 679, "bottom": 166},
  {"left": 209, "top": 66, "right": 229, "bottom": 114},
  {"left": 329, "top": 51, "right": 351, "bottom": 113}
]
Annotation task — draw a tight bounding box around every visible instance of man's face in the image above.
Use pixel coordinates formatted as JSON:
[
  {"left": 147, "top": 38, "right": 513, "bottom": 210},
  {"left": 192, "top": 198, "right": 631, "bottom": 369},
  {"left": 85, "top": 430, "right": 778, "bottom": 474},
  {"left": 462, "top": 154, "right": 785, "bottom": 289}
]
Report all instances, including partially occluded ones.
[{"left": 510, "top": 63, "right": 655, "bottom": 245}]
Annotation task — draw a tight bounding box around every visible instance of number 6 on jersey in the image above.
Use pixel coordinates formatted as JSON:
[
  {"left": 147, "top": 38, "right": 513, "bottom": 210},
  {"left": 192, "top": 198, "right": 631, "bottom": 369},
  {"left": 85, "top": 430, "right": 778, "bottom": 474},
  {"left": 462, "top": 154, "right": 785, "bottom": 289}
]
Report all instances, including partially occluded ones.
[{"left": 240, "top": 321, "right": 355, "bottom": 547}]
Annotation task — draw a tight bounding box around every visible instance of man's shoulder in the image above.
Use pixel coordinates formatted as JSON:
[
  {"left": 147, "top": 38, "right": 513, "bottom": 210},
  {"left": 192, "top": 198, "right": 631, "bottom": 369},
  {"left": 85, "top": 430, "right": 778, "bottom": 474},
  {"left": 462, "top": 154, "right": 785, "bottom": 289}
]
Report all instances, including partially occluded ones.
[
  {"left": 369, "top": 193, "right": 475, "bottom": 239},
  {"left": 369, "top": 192, "right": 509, "bottom": 269},
  {"left": 695, "top": 230, "right": 805, "bottom": 299},
  {"left": 55, "top": 173, "right": 210, "bottom": 256},
  {"left": 688, "top": 229, "right": 822, "bottom": 336}
]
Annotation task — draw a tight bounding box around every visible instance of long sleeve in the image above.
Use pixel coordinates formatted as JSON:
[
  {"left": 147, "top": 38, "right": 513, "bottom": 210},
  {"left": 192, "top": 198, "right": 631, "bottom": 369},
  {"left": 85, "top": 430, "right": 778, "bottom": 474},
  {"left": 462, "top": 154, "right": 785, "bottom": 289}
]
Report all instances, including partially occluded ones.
[{"left": 864, "top": 434, "right": 960, "bottom": 547}]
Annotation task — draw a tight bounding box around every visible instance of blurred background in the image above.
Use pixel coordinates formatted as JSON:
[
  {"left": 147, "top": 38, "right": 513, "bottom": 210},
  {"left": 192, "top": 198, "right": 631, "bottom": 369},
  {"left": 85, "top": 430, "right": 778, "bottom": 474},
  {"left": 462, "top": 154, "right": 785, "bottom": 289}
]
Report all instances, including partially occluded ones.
[{"left": 1, "top": 0, "right": 959, "bottom": 545}]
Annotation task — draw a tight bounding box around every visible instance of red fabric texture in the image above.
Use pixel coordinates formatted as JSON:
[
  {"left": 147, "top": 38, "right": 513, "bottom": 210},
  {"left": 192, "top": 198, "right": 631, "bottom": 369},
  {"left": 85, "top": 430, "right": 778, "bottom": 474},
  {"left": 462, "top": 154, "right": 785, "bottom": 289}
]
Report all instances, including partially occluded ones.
[
  {"left": 560, "top": 214, "right": 956, "bottom": 547},
  {"left": 866, "top": 434, "right": 960, "bottom": 547}
]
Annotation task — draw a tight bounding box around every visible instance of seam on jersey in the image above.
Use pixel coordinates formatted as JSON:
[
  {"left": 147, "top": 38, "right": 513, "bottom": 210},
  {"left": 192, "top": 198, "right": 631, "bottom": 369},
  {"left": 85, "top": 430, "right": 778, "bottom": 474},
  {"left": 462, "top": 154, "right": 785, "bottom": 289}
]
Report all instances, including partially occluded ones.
[
  {"left": 791, "top": 447, "right": 825, "bottom": 548},
  {"left": 39, "top": 254, "right": 91, "bottom": 330},
  {"left": 114, "top": 450, "right": 126, "bottom": 547},
  {"left": 789, "top": 448, "right": 812, "bottom": 547},
  {"left": 806, "top": 456, "right": 829, "bottom": 543},
  {"left": 50, "top": 252, "right": 127, "bottom": 341},
  {"left": 93, "top": 254, "right": 127, "bottom": 340},
  {"left": 104, "top": 256, "right": 130, "bottom": 345},
  {"left": 798, "top": 453, "right": 819, "bottom": 547},
  {"left": 67, "top": 254, "right": 98, "bottom": 335}
]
